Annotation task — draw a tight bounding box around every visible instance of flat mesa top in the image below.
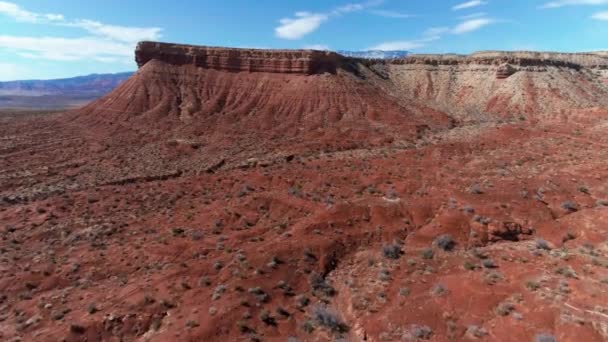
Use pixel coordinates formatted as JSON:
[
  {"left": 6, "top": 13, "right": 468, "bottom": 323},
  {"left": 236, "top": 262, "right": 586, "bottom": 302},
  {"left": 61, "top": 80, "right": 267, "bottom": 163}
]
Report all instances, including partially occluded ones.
[
  {"left": 134, "top": 41, "right": 608, "bottom": 71},
  {"left": 136, "top": 41, "right": 335, "bottom": 55}
]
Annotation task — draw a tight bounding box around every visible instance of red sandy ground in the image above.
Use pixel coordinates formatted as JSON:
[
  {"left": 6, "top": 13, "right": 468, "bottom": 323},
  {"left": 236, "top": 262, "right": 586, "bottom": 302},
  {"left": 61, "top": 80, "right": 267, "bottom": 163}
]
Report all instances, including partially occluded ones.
[{"left": 1, "top": 55, "right": 608, "bottom": 342}]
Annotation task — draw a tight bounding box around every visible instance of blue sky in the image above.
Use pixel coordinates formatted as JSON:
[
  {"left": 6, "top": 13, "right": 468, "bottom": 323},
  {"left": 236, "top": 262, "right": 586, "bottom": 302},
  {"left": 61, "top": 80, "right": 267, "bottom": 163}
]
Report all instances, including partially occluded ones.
[{"left": 0, "top": 0, "right": 607, "bottom": 81}]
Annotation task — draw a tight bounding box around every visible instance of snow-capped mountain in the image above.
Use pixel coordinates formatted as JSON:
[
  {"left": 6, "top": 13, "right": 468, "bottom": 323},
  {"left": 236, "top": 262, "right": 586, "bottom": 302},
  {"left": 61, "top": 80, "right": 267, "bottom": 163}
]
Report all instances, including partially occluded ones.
[{"left": 336, "top": 50, "right": 409, "bottom": 59}]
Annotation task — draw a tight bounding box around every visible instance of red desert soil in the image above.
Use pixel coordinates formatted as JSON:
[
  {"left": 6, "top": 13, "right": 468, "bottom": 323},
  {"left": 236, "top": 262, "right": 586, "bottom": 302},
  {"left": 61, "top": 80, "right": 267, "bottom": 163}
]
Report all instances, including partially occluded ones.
[{"left": 1, "top": 42, "right": 608, "bottom": 341}]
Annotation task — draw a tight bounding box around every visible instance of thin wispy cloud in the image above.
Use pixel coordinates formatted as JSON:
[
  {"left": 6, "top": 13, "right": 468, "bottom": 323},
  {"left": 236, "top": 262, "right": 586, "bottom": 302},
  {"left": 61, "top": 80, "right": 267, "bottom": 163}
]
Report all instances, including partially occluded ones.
[
  {"left": 66, "top": 19, "right": 162, "bottom": 43},
  {"left": 424, "top": 27, "right": 450, "bottom": 37},
  {"left": 452, "top": 18, "right": 495, "bottom": 33},
  {"left": 0, "top": 1, "right": 162, "bottom": 62},
  {"left": 371, "top": 12, "right": 497, "bottom": 52},
  {"left": 541, "top": 0, "right": 608, "bottom": 8},
  {"left": 459, "top": 12, "right": 488, "bottom": 19},
  {"left": 275, "top": 1, "right": 383, "bottom": 40},
  {"left": 592, "top": 10, "right": 608, "bottom": 19},
  {"left": 0, "top": 36, "right": 132, "bottom": 61},
  {"left": 0, "top": 1, "right": 63, "bottom": 23},
  {"left": 370, "top": 10, "right": 416, "bottom": 18},
  {"left": 452, "top": 1, "right": 488, "bottom": 11}
]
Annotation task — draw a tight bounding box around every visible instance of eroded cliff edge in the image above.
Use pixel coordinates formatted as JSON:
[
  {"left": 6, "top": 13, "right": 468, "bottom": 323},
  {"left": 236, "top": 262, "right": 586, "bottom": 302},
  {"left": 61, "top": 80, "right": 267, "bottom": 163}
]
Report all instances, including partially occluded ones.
[
  {"left": 135, "top": 41, "right": 345, "bottom": 74},
  {"left": 135, "top": 41, "right": 608, "bottom": 73}
]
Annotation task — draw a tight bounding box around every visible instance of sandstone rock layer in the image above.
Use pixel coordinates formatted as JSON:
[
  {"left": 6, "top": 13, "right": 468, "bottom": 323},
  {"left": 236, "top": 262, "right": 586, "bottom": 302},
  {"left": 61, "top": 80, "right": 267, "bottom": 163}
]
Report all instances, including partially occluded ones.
[{"left": 135, "top": 41, "right": 345, "bottom": 74}]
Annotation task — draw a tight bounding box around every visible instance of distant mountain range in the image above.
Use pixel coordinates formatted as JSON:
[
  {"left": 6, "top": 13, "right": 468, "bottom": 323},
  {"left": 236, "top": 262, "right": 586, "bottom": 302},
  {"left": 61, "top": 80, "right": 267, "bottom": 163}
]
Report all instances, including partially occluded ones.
[
  {"left": 0, "top": 72, "right": 133, "bottom": 97},
  {"left": 336, "top": 50, "right": 409, "bottom": 59},
  {"left": 0, "top": 72, "right": 133, "bottom": 109},
  {"left": 0, "top": 51, "right": 409, "bottom": 110}
]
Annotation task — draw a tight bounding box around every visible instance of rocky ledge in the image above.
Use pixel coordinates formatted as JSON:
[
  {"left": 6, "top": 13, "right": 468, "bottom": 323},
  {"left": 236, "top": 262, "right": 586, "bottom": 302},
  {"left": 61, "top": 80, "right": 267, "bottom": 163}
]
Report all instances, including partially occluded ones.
[
  {"left": 393, "top": 51, "right": 608, "bottom": 69},
  {"left": 135, "top": 42, "right": 608, "bottom": 74},
  {"left": 135, "top": 41, "right": 344, "bottom": 74}
]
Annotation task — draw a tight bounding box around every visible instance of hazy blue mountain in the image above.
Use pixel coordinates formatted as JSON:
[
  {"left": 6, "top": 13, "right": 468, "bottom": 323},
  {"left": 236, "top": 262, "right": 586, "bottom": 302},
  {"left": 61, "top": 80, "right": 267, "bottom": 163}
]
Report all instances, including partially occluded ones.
[
  {"left": 0, "top": 72, "right": 133, "bottom": 96},
  {"left": 0, "top": 72, "right": 133, "bottom": 109}
]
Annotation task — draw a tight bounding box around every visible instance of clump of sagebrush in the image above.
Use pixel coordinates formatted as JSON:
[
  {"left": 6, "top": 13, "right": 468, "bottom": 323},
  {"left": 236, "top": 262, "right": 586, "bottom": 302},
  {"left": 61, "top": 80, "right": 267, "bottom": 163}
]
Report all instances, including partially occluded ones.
[
  {"left": 382, "top": 244, "right": 402, "bottom": 259},
  {"left": 302, "top": 320, "right": 315, "bottom": 333},
  {"left": 309, "top": 272, "right": 336, "bottom": 297},
  {"left": 555, "top": 266, "right": 577, "bottom": 279},
  {"left": 421, "top": 248, "right": 434, "bottom": 260},
  {"left": 259, "top": 310, "right": 276, "bottom": 326},
  {"left": 535, "top": 238, "right": 551, "bottom": 250},
  {"left": 561, "top": 201, "right": 578, "bottom": 212},
  {"left": 303, "top": 248, "right": 317, "bottom": 262},
  {"left": 410, "top": 325, "right": 433, "bottom": 340},
  {"left": 379, "top": 269, "right": 391, "bottom": 281},
  {"left": 248, "top": 287, "right": 270, "bottom": 303},
  {"left": 466, "top": 325, "right": 488, "bottom": 338},
  {"left": 484, "top": 271, "right": 504, "bottom": 285},
  {"left": 463, "top": 260, "right": 478, "bottom": 271},
  {"left": 434, "top": 234, "right": 455, "bottom": 251},
  {"left": 212, "top": 284, "right": 226, "bottom": 300},
  {"left": 430, "top": 283, "right": 448, "bottom": 297},
  {"left": 495, "top": 301, "right": 515, "bottom": 316},
  {"left": 185, "top": 320, "right": 199, "bottom": 328},
  {"left": 525, "top": 280, "right": 541, "bottom": 291},
  {"left": 276, "top": 307, "right": 290, "bottom": 318},
  {"left": 267, "top": 256, "right": 283, "bottom": 269},
  {"left": 276, "top": 280, "right": 295, "bottom": 296},
  {"left": 468, "top": 184, "right": 484, "bottom": 194},
  {"left": 535, "top": 333, "right": 556, "bottom": 342},
  {"left": 482, "top": 258, "right": 497, "bottom": 269},
  {"left": 312, "top": 306, "right": 349, "bottom": 333},
  {"left": 296, "top": 294, "right": 310, "bottom": 309}
]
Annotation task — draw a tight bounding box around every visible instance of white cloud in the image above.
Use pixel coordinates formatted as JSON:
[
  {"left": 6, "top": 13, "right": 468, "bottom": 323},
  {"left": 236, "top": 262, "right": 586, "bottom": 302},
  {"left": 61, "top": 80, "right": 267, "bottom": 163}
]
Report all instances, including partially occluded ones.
[
  {"left": 424, "top": 27, "right": 450, "bottom": 36},
  {"left": 0, "top": 1, "right": 162, "bottom": 64},
  {"left": 370, "top": 10, "right": 415, "bottom": 18},
  {"left": 452, "top": 1, "right": 488, "bottom": 11},
  {"left": 452, "top": 18, "right": 495, "bottom": 33},
  {"left": 371, "top": 13, "right": 496, "bottom": 52},
  {"left": 542, "top": 0, "right": 608, "bottom": 8},
  {"left": 333, "top": 0, "right": 384, "bottom": 15},
  {"left": 0, "top": 1, "right": 63, "bottom": 23},
  {"left": 276, "top": 1, "right": 383, "bottom": 40},
  {"left": 459, "top": 12, "right": 487, "bottom": 19},
  {"left": 304, "top": 44, "right": 330, "bottom": 50},
  {"left": 275, "top": 12, "right": 328, "bottom": 40},
  {"left": 0, "top": 35, "right": 132, "bottom": 61},
  {"left": 67, "top": 19, "right": 162, "bottom": 43},
  {"left": 592, "top": 10, "right": 608, "bottom": 19}
]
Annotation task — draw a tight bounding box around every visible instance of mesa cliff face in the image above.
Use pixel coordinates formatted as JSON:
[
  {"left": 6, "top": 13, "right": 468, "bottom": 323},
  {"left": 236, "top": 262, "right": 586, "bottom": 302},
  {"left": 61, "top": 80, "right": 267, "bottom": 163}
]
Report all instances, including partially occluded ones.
[
  {"left": 385, "top": 51, "right": 608, "bottom": 122},
  {"left": 135, "top": 41, "right": 345, "bottom": 74},
  {"left": 126, "top": 43, "right": 608, "bottom": 124},
  {"left": 72, "top": 42, "right": 608, "bottom": 168}
]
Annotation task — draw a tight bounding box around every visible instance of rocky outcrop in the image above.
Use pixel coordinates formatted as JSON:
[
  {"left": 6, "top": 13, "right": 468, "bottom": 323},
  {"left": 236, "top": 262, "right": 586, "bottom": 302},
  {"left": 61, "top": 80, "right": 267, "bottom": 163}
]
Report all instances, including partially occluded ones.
[
  {"left": 135, "top": 41, "right": 345, "bottom": 74},
  {"left": 496, "top": 63, "right": 516, "bottom": 79},
  {"left": 390, "top": 51, "right": 608, "bottom": 70}
]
